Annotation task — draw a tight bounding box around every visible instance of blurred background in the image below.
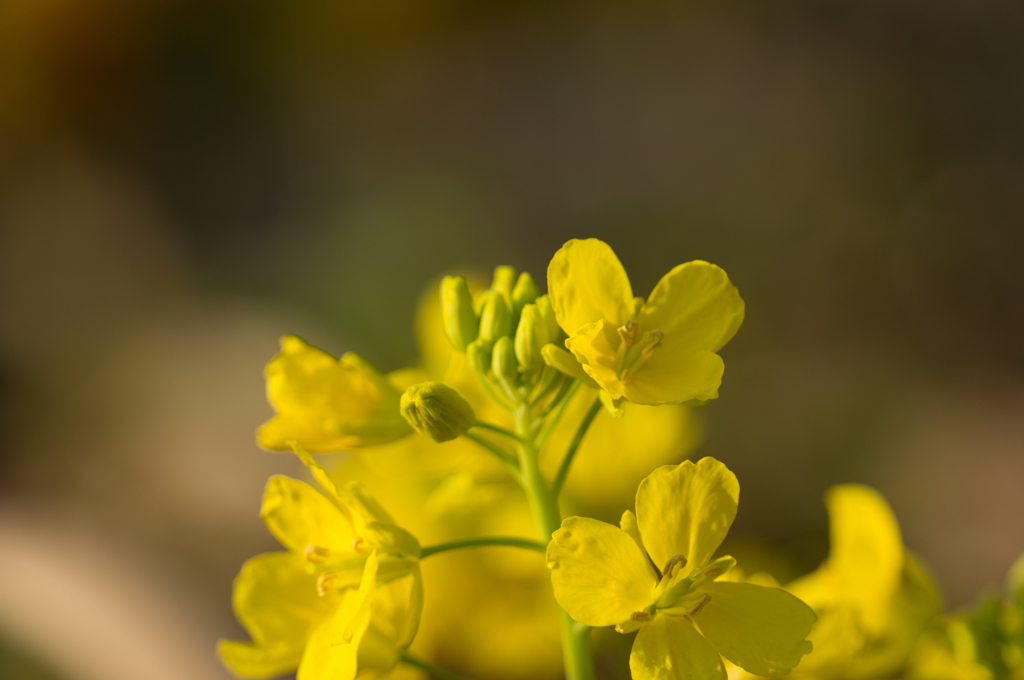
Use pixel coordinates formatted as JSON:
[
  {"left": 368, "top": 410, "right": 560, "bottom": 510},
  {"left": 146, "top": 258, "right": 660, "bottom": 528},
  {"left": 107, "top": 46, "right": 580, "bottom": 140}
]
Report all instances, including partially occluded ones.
[{"left": 1, "top": 0, "right": 1023, "bottom": 678}]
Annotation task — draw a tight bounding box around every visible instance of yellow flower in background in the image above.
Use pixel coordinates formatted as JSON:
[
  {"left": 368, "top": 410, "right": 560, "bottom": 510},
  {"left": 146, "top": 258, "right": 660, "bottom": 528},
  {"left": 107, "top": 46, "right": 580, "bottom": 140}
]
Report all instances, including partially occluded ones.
[
  {"left": 908, "top": 552, "right": 1024, "bottom": 680},
  {"left": 218, "top": 445, "right": 423, "bottom": 680},
  {"left": 545, "top": 238, "right": 744, "bottom": 407},
  {"left": 259, "top": 335, "right": 412, "bottom": 453},
  {"left": 332, "top": 453, "right": 563, "bottom": 680},
  {"left": 547, "top": 458, "right": 816, "bottom": 680},
  {"left": 785, "top": 484, "right": 942, "bottom": 680}
]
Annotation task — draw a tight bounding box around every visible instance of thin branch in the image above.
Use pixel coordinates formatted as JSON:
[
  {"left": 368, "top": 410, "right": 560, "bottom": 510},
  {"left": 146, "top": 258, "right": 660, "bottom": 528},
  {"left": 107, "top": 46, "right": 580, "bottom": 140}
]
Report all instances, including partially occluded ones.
[
  {"left": 551, "top": 396, "right": 603, "bottom": 497},
  {"left": 462, "top": 432, "right": 521, "bottom": 480},
  {"left": 533, "top": 380, "right": 580, "bottom": 450},
  {"left": 400, "top": 651, "right": 475, "bottom": 680},
  {"left": 472, "top": 420, "right": 520, "bottom": 441},
  {"left": 420, "top": 535, "right": 547, "bottom": 558}
]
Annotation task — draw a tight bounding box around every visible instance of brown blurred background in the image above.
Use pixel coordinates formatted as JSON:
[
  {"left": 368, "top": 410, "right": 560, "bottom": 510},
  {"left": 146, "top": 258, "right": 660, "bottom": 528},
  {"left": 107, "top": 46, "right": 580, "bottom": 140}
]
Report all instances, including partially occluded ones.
[{"left": 1, "top": 0, "right": 1023, "bottom": 678}]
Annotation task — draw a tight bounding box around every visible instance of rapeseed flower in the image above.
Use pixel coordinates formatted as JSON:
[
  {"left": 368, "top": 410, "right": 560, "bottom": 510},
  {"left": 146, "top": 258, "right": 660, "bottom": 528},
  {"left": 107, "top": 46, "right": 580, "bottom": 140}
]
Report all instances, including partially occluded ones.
[
  {"left": 545, "top": 239, "right": 744, "bottom": 407},
  {"left": 785, "top": 485, "right": 942, "bottom": 680},
  {"left": 547, "top": 457, "right": 816, "bottom": 680},
  {"left": 218, "top": 445, "right": 422, "bottom": 679},
  {"left": 259, "top": 335, "right": 411, "bottom": 453}
]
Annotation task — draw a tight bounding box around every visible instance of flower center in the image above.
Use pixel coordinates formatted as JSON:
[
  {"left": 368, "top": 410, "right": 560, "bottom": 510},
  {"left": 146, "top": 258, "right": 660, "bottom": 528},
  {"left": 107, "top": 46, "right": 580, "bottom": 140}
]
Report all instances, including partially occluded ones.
[{"left": 615, "top": 323, "right": 664, "bottom": 383}]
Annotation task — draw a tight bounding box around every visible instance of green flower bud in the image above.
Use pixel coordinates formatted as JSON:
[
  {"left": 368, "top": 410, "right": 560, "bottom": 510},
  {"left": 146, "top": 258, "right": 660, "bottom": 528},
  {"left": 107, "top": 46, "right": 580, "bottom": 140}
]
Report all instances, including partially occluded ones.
[
  {"left": 479, "top": 290, "right": 512, "bottom": 342},
  {"left": 492, "top": 336, "right": 518, "bottom": 384},
  {"left": 439, "top": 275, "right": 478, "bottom": 352},
  {"left": 466, "top": 339, "right": 492, "bottom": 374},
  {"left": 511, "top": 272, "right": 541, "bottom": 318},
  {"left": 400, "top": 382, "right": 476, "bottom": 443},
  {"left": 535, "top": 295, "right": 562, "bottom": 342},
  {"left": 514, "top": 303, "right": 548, "bottom": 370},
  {"left": 491, "top": 266, "right": 517, "bottom": 303}
]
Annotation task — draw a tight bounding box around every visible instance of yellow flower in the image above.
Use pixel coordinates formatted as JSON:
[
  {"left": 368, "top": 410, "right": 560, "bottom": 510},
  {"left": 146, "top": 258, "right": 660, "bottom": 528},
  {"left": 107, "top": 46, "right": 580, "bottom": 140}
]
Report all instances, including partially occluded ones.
[
  {"left": 258, "top": 335, "right": 412, "bottom": 453},
  {"left": 546, "top": 239, "right": 744, "bottom": 406},
  {"left": 218, "top": 445, "right": 423, "bottom": 679},
  {"left": 786, "top": 484, "right": 942, "bottom": 680},
  {"left": 547, "top": 457, "right": 816, "bottom": 680}
]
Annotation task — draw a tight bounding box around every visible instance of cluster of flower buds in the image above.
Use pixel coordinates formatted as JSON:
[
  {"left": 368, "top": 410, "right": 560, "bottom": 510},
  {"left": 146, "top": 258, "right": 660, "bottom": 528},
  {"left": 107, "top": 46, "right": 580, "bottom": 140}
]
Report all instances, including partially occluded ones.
[{"left": 439, "top": 266, "right": 564, "bottom": 400}]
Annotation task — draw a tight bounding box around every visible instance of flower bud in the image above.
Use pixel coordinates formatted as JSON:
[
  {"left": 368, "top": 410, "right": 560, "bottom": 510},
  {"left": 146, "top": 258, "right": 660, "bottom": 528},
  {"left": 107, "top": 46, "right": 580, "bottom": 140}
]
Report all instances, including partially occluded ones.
[
  {"left": 439, "top": 275, "right": 478, "bottom": 352},
  {"left": 511, "top": 272, "right": 541, "bottom": 318},
  {"left": 491, "top": 336, "right": 518, "bottom": 384},
  {"left": 478, "top": 290, "right": 512, "bottom": 342},
  {"left": 491, "top": 266, "right": 517, "bottom": 303},
  {"left": 514, "top": 303, "right": 547, "bottom": 370},
  {"left": 466, "top": 339, "right": 492, "bottom": 374},
  {"left": 535, "top": 295, "right": 562, "bottom": 342},
  {"left": 400, "top": 382, "right": 476, "bottom": 443}
]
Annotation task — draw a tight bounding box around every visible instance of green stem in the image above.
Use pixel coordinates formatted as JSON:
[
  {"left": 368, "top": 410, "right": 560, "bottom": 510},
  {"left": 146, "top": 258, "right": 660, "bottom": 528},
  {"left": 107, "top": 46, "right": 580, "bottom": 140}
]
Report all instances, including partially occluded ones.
[
  {"left": 472, "top": 420, "right": 520, "bottom": 441},
  {"left": 420, "top": 536, "right": 546, "bottom": 558},
  {"left": 534, "top": 379, "right": 580, "bottom": 450},
  {"left": 400, "top": 651, "right": 473, "bottom": 680},
  {"left": 513, "top": 403, "right": 596, "bottom": 680},
  {"left": 475, "top": 374, "right": 513, "bottom": 411},
  {"left": 461, "top": 432, "right": 521, "bottom": 480},
  {"left": 551, "top": 396, "right": 602, "bottom": 497},
  {"left": 540, "top": 375, "right": 578, "bottom": 417}
]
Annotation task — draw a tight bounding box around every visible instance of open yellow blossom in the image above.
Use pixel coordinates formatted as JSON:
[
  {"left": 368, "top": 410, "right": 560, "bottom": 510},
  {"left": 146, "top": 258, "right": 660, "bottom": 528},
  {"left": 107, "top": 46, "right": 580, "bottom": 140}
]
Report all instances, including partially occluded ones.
[
  {"left": 259, "top": 335, "right": 412, "bottom": 453},
  {"left": 785, "top": 485, "right": 942, "bottom": 680},
  {"left": 545, "top": 239, "right": 744, "bottom": 406},
  {"left": 218, "top": 445, "right": 422, "bottom": 679},
  {"left": 547, "top": 457, "right": 815, "bottom": 680}
]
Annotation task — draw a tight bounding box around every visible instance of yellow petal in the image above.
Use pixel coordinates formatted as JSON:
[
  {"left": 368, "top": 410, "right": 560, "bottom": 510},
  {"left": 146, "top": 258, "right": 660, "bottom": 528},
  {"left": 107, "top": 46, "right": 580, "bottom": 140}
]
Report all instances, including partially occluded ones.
[
  {"left": 564, "top": 320, "right": 626, "bottom": 399},
  {"left": 630, "top": 614, "right": 726, "bottom": 680},
  {"left": 620, "top": 510, "right": 651, "bottom": 564},
  {"left": 356, "top": 568, "right": 424, "bottom": 672},
  {"left": 826, "top": 484, "right": 904, "bottom": 633},
  {"left": 541, "top": 343, "right": 599, "bottom": 388},
  {"left": 232, "top": 552, "right": 335, "bottom": 648},
  {"left": 692, "top": 581, "right": 815, "bottom": 676},
  {"left": 547, "top": 516, "right": 658, "bottom": 627},
  {"left": 621, "top": 262, "right": 743, "bottom": 405},
  {"left": 261, "top": 476, "right": 356, "bottom": 553},
  {"left": 297, "top": 551, "right": 379, "bottom": 680},
  {"left": 547, "top": 239, "right": 634, "bottom": 338},
  {"left": 260, "top": 336, "right": 408, "bottom": 452},
  {"left": 635, "top": 458, "right": 739, "bottom": 575},
  {"left": 218, "top": 639, "right": 303, "bottom": 678},
  {"left": 622, "top": 347, "right": 725, "bottom": 405},
  {"left": 637, "top": 262, "right": 744, "bottom": 355}
]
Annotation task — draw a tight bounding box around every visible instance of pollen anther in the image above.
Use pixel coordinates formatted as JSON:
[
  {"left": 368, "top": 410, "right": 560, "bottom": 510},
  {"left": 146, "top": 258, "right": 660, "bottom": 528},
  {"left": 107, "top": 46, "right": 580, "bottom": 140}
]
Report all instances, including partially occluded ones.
[
  {"left": 630, "top": 610, "right": 652, "bottom": 622},
  {"left": 618, "top": 321, "right": 639, "bottom": 347},
  {"left": 642, "top": 330, "right": 664, "bottom": 358},
  {"left": 687, "top": 593, "right": 711, "bottom": 617},
  {"left": 702, "top": 566, "right": 724, "bottom": 581},
  {"left": 305, "top": 544, "right": 332, "bottom": 563},
  {"left": 662, "top": 554, "right": 688, "bottom": 579},
  {"left": 316, "top": 571, "right": 339, "bottom": 596}
]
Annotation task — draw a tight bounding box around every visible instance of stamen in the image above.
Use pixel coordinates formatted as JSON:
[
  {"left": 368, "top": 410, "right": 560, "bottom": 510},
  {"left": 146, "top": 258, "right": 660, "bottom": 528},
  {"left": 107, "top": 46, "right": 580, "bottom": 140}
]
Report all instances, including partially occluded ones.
[
  {"left": 618, "top": 321, "right": 639, "bottom": 347},
  {"left": 641, "top": 330, "right": 664, "bottom": 358},
  {"left": 351, "top": 537, "right": 367, "bottom": 554},
  {"left": 701, "top": 566, "right": 724, "bottom": 581},
  {"left": 305, "top": 544, "right": 332, "bottom": 564},
  {"left": 662, "top": 555, "right": 688, "bottom": 579},
  {"left": 630, "top": 610, "right": 652, "bottom": 622},
  {"left": 317, "top": 571, "right": 339, "bottom": 596},
  {"left": 687, "top": 593, "right": 711, "bottom": 617},
  {"left": 618, "top": 329, "right": 665, "bottom": 384}
]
